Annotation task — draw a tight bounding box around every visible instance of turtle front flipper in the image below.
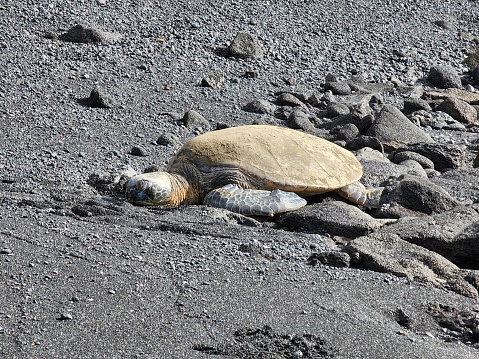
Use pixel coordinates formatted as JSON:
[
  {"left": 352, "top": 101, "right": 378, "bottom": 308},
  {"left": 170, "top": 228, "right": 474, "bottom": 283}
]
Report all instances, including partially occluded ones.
[
  {"left": 336, "top": 181, "right": 384, "bottom": 208},
  {"left": 204, "top": 184, "right": 307, "bottom": 216}
]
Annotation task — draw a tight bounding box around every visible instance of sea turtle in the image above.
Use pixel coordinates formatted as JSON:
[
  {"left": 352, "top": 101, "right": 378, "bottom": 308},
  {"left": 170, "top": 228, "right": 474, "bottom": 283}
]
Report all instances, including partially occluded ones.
[{"left": 126, "top": 125, "right": 383, "bottom": 216}]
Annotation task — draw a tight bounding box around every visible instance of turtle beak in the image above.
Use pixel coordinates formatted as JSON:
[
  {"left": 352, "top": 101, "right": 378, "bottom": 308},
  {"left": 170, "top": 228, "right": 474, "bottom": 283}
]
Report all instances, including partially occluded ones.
[{"left": 125, "top": 173, "right": 172, "bottom": 206}]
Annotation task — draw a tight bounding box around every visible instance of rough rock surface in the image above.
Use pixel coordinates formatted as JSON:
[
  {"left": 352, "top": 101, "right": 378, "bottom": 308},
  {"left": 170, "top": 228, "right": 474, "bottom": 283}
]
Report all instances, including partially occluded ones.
[
  {"left": 277, "top": 201, "right": 395, "bottom": 238},
  {"left": 367, "top": 105, "right": 434, "bottom": 147},
  {"left": 61, "top": 23, "right": 122, "bottom": 43},
  {"left": 226, "top": 31, "right": 263, "bottom": 59},
  {"left": 436, "top": 97, "right": 478, "bottom": 124},
  {"left": 378, "top": 204, "right": 479, "bottom": 269},
  {"left": 377, "top": 174, "right": 459, "bottom": 217},
  {"left": 427, "top": 65, "right": 462, "bottom": 89},
  {"left": 343, "top": 233, "right": 477, "bottom": 298}
]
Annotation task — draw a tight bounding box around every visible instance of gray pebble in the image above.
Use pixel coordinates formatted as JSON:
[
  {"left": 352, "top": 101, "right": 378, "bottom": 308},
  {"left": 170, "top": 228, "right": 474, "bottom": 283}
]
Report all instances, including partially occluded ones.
[{"left": 130, "top": 146, "right": 148, "bottom": 157}]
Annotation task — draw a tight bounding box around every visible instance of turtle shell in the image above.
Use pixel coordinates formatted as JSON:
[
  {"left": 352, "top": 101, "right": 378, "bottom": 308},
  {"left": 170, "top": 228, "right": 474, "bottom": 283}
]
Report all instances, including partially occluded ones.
[{"left": 168, "top": 125, "right": 362, "bottom": 196}]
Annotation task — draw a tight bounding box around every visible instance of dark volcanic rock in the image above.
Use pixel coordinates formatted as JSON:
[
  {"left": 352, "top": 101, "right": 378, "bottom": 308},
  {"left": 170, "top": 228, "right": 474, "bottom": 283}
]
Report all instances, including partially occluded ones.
[
  {"left": 391, "top": 151, "right": 435, "bottom": 169},
  {"left": 378, "top": 204, "right": 479, "bottom": 269},
  {"left": 345, "top": 135, "right": 383, "bottom": 151},
  {"left": 276, "top": 92, "right": 307, "bottom": 108},
  {"left": 393, "top": 143, "right": 467, "bottom": 172},
  {"left": 427, "top": 65, "right": 462, "bottom": 89},
  {"left": 402, "top": 97, "right": 432, "bottom": 116},
  {"left": 157, "top": 133, "right": 181, "bottom": 147},
  {"left": 347, "top": 76, "right": 394, "bottom": 94},
  {"left": 410, "top": 110, "right": 466, "bottom": 131},
  {"left": 377, "top": 174, "right": 459, "bottom": 217},
  {"left": 277, "top": 201, "right": 394, "bottom": 238},
  {"left": 226, "top": 32, "right": 263, "bottom": 59},
  {"left": 85, "top": 86, "right": 117, "bottom": 108},
  {"left": 61, "top": 24, "right": 121, "bottom": 44},
  {"left": 326, "top": 102, "right": 350, "bottom": 117},
  {"left": 307, "top": 251, "right": 351, "bottom": 267},
  {"left": 330, "top": 123, "right": 359, "bottom": 142},
  {"left": 323, "top": 81, "right": 351, "bottom": 95},
  {"left": 243, "top": 99, "right": 276, "bottom": 115},
  {"left": 343, "top": 233, "right": 477, "bottom": 298},
  {"left": 181, "top": 110, "right": 210, "bottom": 129},
  {"left": 287, "top": 109, "right": 314, "bottom": 131},
  {"left": 367, "top": 105, "right": 434, "bottom": 147}
]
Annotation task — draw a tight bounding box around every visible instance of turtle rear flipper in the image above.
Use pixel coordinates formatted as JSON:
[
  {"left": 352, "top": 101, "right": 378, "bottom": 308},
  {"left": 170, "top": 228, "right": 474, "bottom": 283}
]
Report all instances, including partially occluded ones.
[
  {"left": 204, "top": 184, "right": 307, "bottom": 216},
  {"left": 336, "top": 181, "right": 383, "bottom": 208}
]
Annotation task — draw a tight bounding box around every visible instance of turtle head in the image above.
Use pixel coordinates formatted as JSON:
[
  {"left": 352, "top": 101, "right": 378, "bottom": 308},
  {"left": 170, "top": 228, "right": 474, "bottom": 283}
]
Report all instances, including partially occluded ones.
[{"left": 126, "top": 172, "right": 177, "bottom": 206}]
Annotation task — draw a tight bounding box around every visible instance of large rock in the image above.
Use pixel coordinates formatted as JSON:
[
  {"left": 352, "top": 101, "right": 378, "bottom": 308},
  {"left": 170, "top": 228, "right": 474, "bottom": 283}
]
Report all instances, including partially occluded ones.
[
  {"left": 342, "top": 233, "right": 477, "bottom": 298},
  {"left": 410, "top": 110, "right": 466, "bottom": 131},
  {"left": 367, "top": 105, "right": 434, "bottom": 147},
  {"left": 429, "top": 168, "right": 479, "bottom": 203},
  {"left": 424, "top": 88, "right": 479, "bottom": 104},
  {"left": 427, "top": 65, "right": 462, "bottom": 89},
  {"left": 277, "top": 201, "right": 395, "bottom": 238},
  {"left": 378, "top": 204, "right": 479, "bottom": 269},
  {"left": 393, "top": 143, "right": 467, "bottom": 172},
  {"left": 402, "top": 97, "right": 432, "bottom": 116},
  {"left": 377, "top": 174, "right": 459, "bottom": 217},
  {"left": 436, "top": 97, "right": 478, "bottom": 124}
]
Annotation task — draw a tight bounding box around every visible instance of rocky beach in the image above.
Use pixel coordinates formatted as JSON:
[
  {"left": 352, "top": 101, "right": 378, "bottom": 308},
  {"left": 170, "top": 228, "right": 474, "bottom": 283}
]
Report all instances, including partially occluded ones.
[{"left": 1, "top": 0, "right": 479, "bottom": 358}]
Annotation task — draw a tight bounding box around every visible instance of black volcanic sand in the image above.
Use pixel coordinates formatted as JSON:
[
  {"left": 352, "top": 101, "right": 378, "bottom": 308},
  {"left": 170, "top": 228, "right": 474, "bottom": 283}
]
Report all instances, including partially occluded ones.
[{"left": 1, "top": 1, "right": 479, "bottom": 358}]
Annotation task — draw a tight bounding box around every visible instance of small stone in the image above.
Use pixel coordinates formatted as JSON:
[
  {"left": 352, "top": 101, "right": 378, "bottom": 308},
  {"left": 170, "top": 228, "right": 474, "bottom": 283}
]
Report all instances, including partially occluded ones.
[
  {"left": 326, "top": 102, "right": 350, "bottom": 117},
  {"left": 181, "top": 110, "right": 210, "bottom": 129},
  {"left": 288, "top": 109, "right": 314, "bottom": 132},
  {"left": 243, "top": 99, "right": 276, "bottom": 116},
  {"left": 283, "top": 77, "right": 296, "bottom": 86},
  {"left": 0, "top": 248, "right": 12, "bottom": 254},
  {"left": 226, "top": 32, "right": 263, "bottom": 59},
  {"left": 58, "top": 312, "right": 73, "bottom": 321},
  {"left": 434, "top": 20, "right": 456, "bottom": 31},
  {"left": 395, "top": 308, "right": 414, "bottom": 329},
  {"left": 108, "top": 289, "right": 116, "bottom": 294},
  {"left": 243, "top": 70, "right": 259, "bottom": 78},
  {"left": 323, "top": 81, "right": 351, "bottom": 95},
  {"left": 130, "top": 146, "right": 148, "bottom": 157},
  {"left": 325, "top": 73, "right": 338, "bottom": 82},
  {"left": 276, "top": 93, "right": 306, "bottom": 108},
  {"left": 157, "top": 133, "right": 180, "bottom": 146},
  {"left": 86, "top": 86, "right": 117, "bottom": 108},
  {"left": 201, "top": 76, "right": 224, "bottom": 88},
  {"left": 61, "top": 24, "right": 121, "bottom": 44}
]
